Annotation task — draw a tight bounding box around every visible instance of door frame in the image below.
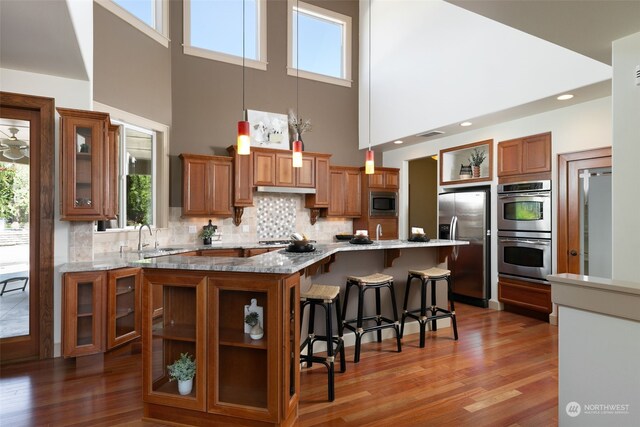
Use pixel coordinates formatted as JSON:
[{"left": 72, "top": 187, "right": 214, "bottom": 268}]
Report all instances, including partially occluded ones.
[
  {"left": 557, "top": 147, "right": 612, "bottom": 274},
  {"left": 0, "top": 92, "right": 55, "bottom": 361}
]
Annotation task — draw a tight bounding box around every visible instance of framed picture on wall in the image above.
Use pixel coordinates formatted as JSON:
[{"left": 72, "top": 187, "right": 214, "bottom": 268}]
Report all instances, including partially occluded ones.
[{"left": 247, "top": 110, "right": 289, "bottom": 150}]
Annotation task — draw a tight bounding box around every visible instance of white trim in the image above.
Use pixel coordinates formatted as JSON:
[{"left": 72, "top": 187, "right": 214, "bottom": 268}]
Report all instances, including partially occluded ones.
[
  {"left": 182, "top": 0, "right": 267, "bottom": 70},
  {"left": 92, "top": 101, "right": 170, "bottom": 229},
  {"left": 287, "top": 0, "right": 353, "bottom": 87},
  {"left": 95, "top": 0, "right": 169, "bottom": 48}
]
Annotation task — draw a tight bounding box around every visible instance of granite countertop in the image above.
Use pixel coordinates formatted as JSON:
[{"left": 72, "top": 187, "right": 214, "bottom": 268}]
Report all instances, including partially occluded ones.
[{"left": 61, "top": 239, "right": 468, "bottom": 275}]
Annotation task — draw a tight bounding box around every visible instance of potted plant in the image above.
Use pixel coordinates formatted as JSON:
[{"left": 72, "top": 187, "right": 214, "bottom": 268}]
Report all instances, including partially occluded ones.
[
  {"left": 469, "top": 148, "right": 487, "bottom": 178},
  {"left": 167, "top": 352, "right": 196, "bottom": 395},
  {"left": 245, "top": 311, "right": 263, "bottom": 340},
  {"left": 198, "top": 227, "right": 215, "bottom": 245}
]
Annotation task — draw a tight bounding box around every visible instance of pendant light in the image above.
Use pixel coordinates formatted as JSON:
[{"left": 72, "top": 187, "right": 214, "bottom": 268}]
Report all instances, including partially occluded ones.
[
  {"left": 364, "top": 0, "right": 374, "bottom": 174},
  {"left": 237, "top": 0, "right": 250, "bottom": 155},
  {"left": 292, "top": 0, "right": 303, "bottom": 168}
]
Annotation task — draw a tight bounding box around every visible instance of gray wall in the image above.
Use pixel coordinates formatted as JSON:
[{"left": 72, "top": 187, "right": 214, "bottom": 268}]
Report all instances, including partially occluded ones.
[
  {"left": 93, "top": 3, "right": 172, "bottom": 126},
  {"left": 408, "top": 157, "right": 438, "bottom": 238},
  {"left": 170, "top": 0, "right": 360, "bottom": 161}
]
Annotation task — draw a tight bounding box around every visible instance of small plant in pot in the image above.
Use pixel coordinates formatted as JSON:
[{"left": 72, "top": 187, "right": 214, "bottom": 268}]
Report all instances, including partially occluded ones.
[
  {"left": 245, "top": 311, "right": 264, "bottom": 340},
  {"left": 198, "top": 227, "right": 215, "bottom": 245},
  {"left": 469, "top": 148, "right": 487, "bottom": 178},
  {"left": 167, "top": 352, "right": 196, "bottom": 395}
]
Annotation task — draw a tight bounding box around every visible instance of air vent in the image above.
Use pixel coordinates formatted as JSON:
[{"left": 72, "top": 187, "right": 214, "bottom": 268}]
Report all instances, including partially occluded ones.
[
  {"left": 636, "top": 65, "right": 640, "bottom": 86},
  {"left": 416, "top": 130, "right": 444, "bottom": 138}
]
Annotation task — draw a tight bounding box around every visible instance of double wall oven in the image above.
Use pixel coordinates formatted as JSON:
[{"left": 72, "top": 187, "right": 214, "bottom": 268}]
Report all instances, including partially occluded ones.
[{"left": 497, "top": 180, "right": 552, "bottom": 284}]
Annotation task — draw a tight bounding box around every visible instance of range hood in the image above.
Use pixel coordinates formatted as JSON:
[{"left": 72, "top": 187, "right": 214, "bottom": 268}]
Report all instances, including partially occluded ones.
[{"left": 256, "top": 186, "right": 316, "bottom": 195}]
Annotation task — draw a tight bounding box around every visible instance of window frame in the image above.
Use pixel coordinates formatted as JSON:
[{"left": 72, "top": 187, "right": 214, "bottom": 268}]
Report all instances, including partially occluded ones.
[
  {"left": 182, "top": 0, "right": 268, "bottom": 71},
  {"left": 95, "top": 0, "right": 170, "bottom": 48},
  {"left": 287, "top": 0, "right": 352, "bottom": 87},
  {"left": 93, "top": 101, "right": 170, "bottom": 231}
]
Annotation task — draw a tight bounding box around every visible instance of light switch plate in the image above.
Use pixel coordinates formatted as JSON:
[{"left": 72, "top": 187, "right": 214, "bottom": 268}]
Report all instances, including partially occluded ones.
[{"left": 188, "top": 225, "right": 197, "bottom": 234}]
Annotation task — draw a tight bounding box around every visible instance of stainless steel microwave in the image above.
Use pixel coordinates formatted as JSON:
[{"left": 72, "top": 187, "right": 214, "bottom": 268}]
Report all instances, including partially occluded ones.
[{"left": 370, "top": 191, "right": 398, "bottom": 217}]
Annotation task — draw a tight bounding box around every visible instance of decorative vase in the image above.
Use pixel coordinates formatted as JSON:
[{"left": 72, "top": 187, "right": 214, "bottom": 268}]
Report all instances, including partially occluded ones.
[
  {"left": 250, "top": 323, "right": 264, "bottom": 340},
  {"left": 472, "top": 165, "right": 481, "bottom": 178},
  {"left": 178, "top": 378, "right": 193, "bottom": 395},
  {"left": 203, "top": 237, "right": 212, "bottom": 245}
]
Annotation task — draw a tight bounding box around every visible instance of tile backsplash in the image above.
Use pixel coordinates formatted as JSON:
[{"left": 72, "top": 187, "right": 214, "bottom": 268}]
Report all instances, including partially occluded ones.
[{"left": 85, "top": 193, "right": 352, "bottom": 258}]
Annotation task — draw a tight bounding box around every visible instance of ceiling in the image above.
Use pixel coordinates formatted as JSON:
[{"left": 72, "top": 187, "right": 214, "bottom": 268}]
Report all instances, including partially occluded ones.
[
  {"left": 0, "top": 0, "right": 88, "bottom": 80},
  {"left": 445, "top": 0, "right": 640, "bottom": 65},
  {"left": 380, "top": 0, "right": 640, "bottom": 151}
]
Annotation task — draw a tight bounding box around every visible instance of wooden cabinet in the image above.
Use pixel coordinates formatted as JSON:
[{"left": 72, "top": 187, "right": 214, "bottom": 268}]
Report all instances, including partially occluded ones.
[
  {"left": 180, "top": 154, "right": 232, "bottom": 217},
  {"left": 107, "top": 267, "right": 141, "bottom": 349},
  {"left": 199, "top": 248, "right": 244, "bottom": 257},
  {"left": 305, "top": 154, "right": 331, "bottom": 209},
  {"left": 142, "top": 272, "right": 207, "bottom": 411},
  {"left": 366, "top": 168, "right": 399, "bottom": 190},
  {"left": 226, "top": 146, "right": 253, "bottom": 207},
  {"left": 253, "top": 149, "right": 315, "bottom": 188},
  {"left": 64, "top": 268, "right": 142, "bottom": 358},
  {"left": 142, "top": 270, "right": 300, "bottom": 426},
  {"left": 498, "top": 275, "right": 551, "bottom": 321},
  {"left": 327, "top": 166, "right": 361, "bottom": 217},
  {"left": 498, "top": 132, "right": 551, "bottom": 180},
  {"left": 58, "top": 107, "right": 117, "bottom": 220},
  {"left": 63, "top": 271, "right": 106, "bottom": 357}
]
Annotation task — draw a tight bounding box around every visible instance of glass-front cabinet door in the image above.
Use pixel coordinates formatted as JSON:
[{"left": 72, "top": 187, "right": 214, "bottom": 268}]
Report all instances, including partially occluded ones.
[
  {"left": 142, "top": 272, "right": 206, "bottom": 411},
  {"left": 62, "top": 271, "right": 105, "bottom": 357},
  {"left": 57, "top": 108, "right": 109, "bottom": 220},
  {"left": 107, "top": 267, "right": 141, "bottom": 349},
  {"left": 208, "top": 275, "right": 278, "bottom": 422}
]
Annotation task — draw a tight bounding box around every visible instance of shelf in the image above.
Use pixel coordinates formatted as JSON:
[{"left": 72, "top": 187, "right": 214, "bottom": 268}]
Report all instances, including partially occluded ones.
[
  {"left": 152, "top": 323, "right": 196, "bottom": 342},
  {"left": 219, "top": 328, "right": 268, "bottom": 350},
  {"left": 115, "top": 308, "right": 134, "bottom": 320},
  {"left": 75, "top": 152, "right": 92, "bottom": 159},
  {"left": 116, "top": 287, "right": 134, "bottom": 296},
  {"left": 77, "top": 304, "right": 93, "bottom": 317},
  {"left": 440, "top": 139, "right": 493, "bottom": 186},
  {"left": 154, "top": 377, "right": 197, "bottom": 398},
  {"left": 77, "top": 335, "right": 93, "bottom": 346}
]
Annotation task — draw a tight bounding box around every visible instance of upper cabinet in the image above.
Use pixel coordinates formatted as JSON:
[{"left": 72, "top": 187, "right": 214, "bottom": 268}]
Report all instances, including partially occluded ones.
[
  {"left": 252, "top": 148, "right": 315, "bottom": 188},
  {"left": 58, "top": 108, "right": 117, "bottom": 221},
  {"left": 498, "top": 132, "right": 551, "bottom": 181},
  {"left": 366, "top": 168, "right": 399, "bottom": 190},
  {"left": 305, "top": 154, "right": 331, "bottom": 210},
  {"left": 326, "top": 166, "right": 361, "bottom": 217},
  {"left": 439, "top": 139, "right": 493, "bottom": 186},
  {"left": 181, "top": 154, "right": 232, "bottom": 217}
]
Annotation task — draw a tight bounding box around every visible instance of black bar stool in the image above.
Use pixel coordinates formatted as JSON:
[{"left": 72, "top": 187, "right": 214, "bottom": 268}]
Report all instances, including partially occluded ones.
[
  {"left": 300, "top": 284, "right": 346, "bottom": 402},
  {"left": 400, "top": 267, "right": 458, "bottom": 347},
  {"left": 342, "top": 273, "right": 402, "bottom": 363}
]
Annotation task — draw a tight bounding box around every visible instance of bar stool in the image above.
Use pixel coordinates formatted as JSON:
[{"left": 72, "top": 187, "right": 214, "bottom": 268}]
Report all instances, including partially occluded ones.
[
  {"left": 400, "top": 267, "right": 458, "bottom": 348},
  {"left": 342, "top": 273, "right": 402, "bottom": 363},
  {"left": 300, "top": 284, "right": 346, "bottom": 402}
]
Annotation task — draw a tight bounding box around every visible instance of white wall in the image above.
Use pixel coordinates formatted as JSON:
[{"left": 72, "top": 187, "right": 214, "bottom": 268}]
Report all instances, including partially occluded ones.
[
  {"left": 383, "top": 96, "right": 612, "bottom": 307},
  {"left": 358, "top": 0, "right": 612, "bottom": 149},
  {"left": 612, "top": 32, "right": 640, "bottom": 282},
  {"left": 0, "top": 67, "right": 92, "bottom": 356}
]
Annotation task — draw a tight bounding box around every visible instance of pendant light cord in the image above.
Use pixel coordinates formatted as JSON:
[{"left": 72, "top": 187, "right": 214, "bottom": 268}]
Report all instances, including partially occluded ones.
[
  {"left": 296, "top": 0, "right": 300, "bottom": 135},
  {"left": 368, "top": 0, "right": 371, "bottom": 151},
  {"left": 242, "top": 0, "right": 246, "bottom": 113}
]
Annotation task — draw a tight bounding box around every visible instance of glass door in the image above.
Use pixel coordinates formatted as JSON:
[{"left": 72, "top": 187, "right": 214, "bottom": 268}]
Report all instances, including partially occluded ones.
[{"left": 579, "top": 167, "right": 612, "bottom": 277}]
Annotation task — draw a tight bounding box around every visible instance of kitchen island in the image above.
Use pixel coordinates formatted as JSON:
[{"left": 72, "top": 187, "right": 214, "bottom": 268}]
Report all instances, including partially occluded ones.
[{"left": 63, "top": 239, "right": 467, "bottom": 426}]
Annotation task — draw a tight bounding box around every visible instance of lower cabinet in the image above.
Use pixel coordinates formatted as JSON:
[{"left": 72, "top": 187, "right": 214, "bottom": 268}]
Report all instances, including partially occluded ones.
[
  {"left": 498, "top": 275, "right": 551, "bottom": 320},
  {"left": 142, "top": 270, "right": 300, "bottom": 426},
  {"left": 63, "top": 268, "right": 142, "bottom": 357}
]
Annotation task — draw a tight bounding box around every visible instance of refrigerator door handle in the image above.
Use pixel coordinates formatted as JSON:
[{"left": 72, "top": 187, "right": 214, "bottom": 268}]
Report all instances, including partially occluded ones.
[
  {"left": 452, "top": 216, "right": 459, "bottom": 260},
  {"left": 449, "top": 216, "right": 455, "bottom": 240}
]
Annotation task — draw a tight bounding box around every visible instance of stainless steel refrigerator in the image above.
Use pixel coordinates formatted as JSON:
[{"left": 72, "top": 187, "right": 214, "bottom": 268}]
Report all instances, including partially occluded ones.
[{"left": 438, "top": 187, "right": 491, "bottom": 307}]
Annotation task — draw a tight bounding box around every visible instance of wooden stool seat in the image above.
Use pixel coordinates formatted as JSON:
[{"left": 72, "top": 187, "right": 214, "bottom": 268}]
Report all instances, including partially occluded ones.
[
  {"left": 407, "top": 267, "right": 450, "bottom": 279},
  {"left": 301, "top": 284, "right": 340, "bottom": 302},
  {"left": 347, "top": 273, "right": 394, "bottom": 285}
]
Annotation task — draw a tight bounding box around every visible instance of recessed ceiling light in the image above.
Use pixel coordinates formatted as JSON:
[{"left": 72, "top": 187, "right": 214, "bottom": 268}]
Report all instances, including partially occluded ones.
[
  {"left": 460, "top": 122, "right": 472, "bottom": 127},
  {"left": 393, "top": 140, "right": 403, "bottom": 145},
  {"left": 557, "top": 94, "right": 574, "bottom": 101}
]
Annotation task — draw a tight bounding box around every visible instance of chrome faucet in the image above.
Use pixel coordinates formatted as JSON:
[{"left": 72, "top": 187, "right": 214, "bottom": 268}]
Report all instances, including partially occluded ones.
[
  {"left": 138, "top": 223, "right": 152, "bottom": 251},
  {"left": 376, "top": 223, "right": 383, "bottom": 241},
  {"left": 154, "top": 229, "right": 160, "bottom": 249}
]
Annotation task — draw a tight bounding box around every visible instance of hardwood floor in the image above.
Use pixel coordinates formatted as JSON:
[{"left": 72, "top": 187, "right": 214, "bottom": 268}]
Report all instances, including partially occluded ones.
[{"left": 0, "top": 304, "right": 558, "bottom": 426}]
